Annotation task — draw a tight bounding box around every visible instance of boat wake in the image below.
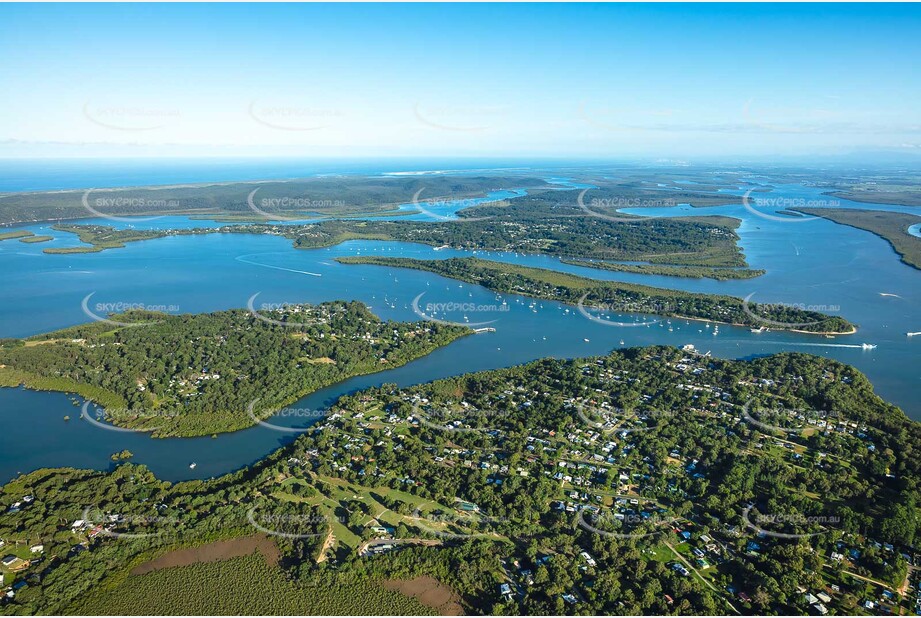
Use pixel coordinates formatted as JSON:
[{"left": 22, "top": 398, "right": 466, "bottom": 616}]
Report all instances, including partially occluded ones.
[
  {"left": 757, "top": 341, "right": 875, "bottom": 350},
  {"left": 235, "top": 254, "right": 322, "bottom": 277}
]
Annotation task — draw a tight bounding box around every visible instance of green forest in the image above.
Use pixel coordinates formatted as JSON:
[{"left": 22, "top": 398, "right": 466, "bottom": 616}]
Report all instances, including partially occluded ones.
[{"left": 0, "top": 302, "right": 467, "bottom": 437}]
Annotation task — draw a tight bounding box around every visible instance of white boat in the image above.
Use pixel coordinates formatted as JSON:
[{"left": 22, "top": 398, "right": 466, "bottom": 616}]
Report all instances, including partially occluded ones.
[
  {"left": 189, "top": 462, "right": 197, "bottom": 469},
  {"left": 583, "top": 338, "right": 590, "bottom": 342},
  {"left": 861, "top": 343, "right": 877, "bottom": 350},
  {"left": 908, "top": 332, "right": 921, "bottom": 337}
]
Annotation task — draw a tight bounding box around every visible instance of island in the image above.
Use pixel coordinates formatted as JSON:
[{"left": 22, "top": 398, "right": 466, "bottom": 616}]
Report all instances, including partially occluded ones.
[
  {"left": 1, "top": 347, "right": 917, "bottom": 615},
  {"left": 37, "top": 180, "right": 756, "bottom": 269},
  {"left": 0, "top": 302, "right": 468, "bottom": 437},
  {"left": 337, "top": 256, "right": 856, "bottom": 334},
  {"left": 18, "top": 235, "right": 53, "bottom": 244},
  {"left": 560, "top": 259, "right": 766, "bottom": 280},
  {"left": 0, "top": 230, "right": 34, "bottom": 242},
  {"left": 44, "top": 210, "right": 752, "bottom": 266}
]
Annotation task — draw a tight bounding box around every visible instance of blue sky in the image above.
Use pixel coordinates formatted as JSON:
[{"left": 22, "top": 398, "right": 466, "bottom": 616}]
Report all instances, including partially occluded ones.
[{"left": 1, "top": 3, "right": 919, "bottom": 159}]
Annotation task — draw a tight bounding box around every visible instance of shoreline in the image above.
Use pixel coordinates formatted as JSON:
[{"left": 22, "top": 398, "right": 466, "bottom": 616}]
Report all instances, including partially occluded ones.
[
  {"left": 670, "top": 314, "right": 858, "bottom": 337},
  {"left": 0, "top": 326, "right": 473, "bottom": 439}
]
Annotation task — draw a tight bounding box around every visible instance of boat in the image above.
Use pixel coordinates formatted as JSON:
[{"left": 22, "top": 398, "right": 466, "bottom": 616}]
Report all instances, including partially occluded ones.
[
  {"left": 189, "top": 462, "right": 197, "bottom": 469},
  {"left": 583, "top": 338, "right": 590, "bottom": 342},
  {"left": 908, "top": 332, "right": 921, "bottom": 337},
  {"left": 750, "top": 326, "right": 767, "bottom": 333},
  {"left": 861, "top": 343, "right": 877, "bottom": 350}
]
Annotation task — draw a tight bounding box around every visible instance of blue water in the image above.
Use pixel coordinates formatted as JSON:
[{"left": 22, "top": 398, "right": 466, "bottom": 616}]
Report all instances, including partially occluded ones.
[
  {"left": 0, "top": 158, "right": 572, "bottom": 192},
  {"left": 0, "top": 172, "right": 919, "bottom": 484}
]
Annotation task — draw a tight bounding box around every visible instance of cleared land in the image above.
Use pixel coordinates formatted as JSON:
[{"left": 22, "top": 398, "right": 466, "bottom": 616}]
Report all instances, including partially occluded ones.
[
  {"left": 384, "top": 577, "right": 466, "bottom": 616},
  {"left": 18, "top": 235, "right": 53, "bottom": 244},
  {"left": 0, "top": 230, "right": 33, "bottom": 241},
  {"left": 130, "top": 534, "right": 280, "bottom": 575},
  {"left": 561, "top": 259, "right": 765, "bottom": 280},
  {"left": 71, "top": 553, "right": 438, "bottom": 615}
]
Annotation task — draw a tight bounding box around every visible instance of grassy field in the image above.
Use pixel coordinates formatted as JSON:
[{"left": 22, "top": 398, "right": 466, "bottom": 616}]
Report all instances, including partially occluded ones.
[
  {"left": 270, "top": 471, "right": 468, "bottom": 556},
  {"left": 798, "top": 208, "right": 921, "bottom": 270},
  {"left": 561, "top": 259, "right": 765, "bottom": 280},
  {"left": 69, "top": 553, "right": 437, "bottom": 615},
  {"left": 0, "top": 230, "right": 33, "bottom": 241},
  {"left": 19, "top": 235, "right": 53, "bottom": 243}
]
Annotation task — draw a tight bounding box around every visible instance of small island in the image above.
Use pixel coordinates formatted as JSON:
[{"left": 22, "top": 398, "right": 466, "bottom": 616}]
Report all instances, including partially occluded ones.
[
  {"left": 0, "top": 230, "right": 35, "bottom": 242},
  {"left": 19, "top": 235, "right": 53, "bottom": 244},
  {"left": 561, "top": 259, "right": 766, "bottom": 280},
  {"left": 338, "top": 256, "right": 856, "bottom": 334}
]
